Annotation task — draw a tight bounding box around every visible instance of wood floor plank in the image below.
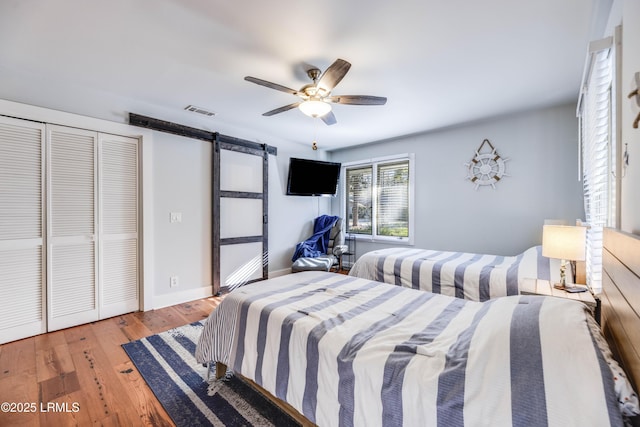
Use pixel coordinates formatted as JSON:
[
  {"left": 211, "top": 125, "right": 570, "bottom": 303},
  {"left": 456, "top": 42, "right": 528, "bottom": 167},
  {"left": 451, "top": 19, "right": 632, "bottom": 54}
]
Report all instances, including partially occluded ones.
[
  {"left": 0, "top": 296, "right": 222, "bottom": 426},
  {"left": 91, "top": 316, "right": 135, "bottom": 366},
  {"left": 0, "top": 337, "right": 36, "bottom": 380},
  {"left": 73, "top": 339, "right": 171, "bottom": 426},
  {"left": 92, "top": 318, "right": 174, "bottom": 425},
  {"left": 38, "top": 370, "right": 80, "bottom": 402},
  {"left": 34, "top": 330, "right": 74, "bottom": 384},
  {"left": 116, "top": 312, "right": 156, "bottom": 342},
  {"left": 113, "top": 359, "right": 174, "bottom": 427},
  {"left": 35, "top": 342, "right": 75, "bottom": 383},
  {"left": 34, "top": 329, "right": 67, "bottom": 351},
  {"left": 38, "top": 390, "right": 93, "bottom": 427},
  {"left": 173, "top": 297, "right": 220, "bottom": 323},
  {"left": 132, "top": 307, "right": 190, "bottom": 334},
  {"left": 0, "top": 370, "right": 39, "bottom": 426},
  {"left": 63, "top": 326, "right": 112, "bottom": 424}
]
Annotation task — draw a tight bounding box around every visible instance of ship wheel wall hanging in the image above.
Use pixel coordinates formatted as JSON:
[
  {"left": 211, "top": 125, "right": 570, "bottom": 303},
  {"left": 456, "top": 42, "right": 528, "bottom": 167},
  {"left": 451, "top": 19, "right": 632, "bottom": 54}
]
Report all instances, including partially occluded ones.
[{"left": 464, "top": 139, "right": 509, "bottom": 190}]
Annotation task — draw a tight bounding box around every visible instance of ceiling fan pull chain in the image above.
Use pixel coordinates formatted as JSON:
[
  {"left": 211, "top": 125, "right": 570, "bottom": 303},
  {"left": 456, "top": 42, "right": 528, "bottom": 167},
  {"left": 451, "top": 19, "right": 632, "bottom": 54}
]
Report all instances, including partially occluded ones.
[{"left": 312, "top": 119, "right": 319, "bottom": 150}]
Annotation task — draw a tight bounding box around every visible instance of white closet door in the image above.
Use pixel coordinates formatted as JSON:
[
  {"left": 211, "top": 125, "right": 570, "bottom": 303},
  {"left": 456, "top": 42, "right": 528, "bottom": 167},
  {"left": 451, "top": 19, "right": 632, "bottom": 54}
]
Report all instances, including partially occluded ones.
[
  {"left": 47, "top": 125, "right": 99, "bottom": 331},
  {"left": 99, "top": 133, "right": 139, "bottom": 318},
  {"left": 0, "top": 116, "right": 46, "bottom": 344}
]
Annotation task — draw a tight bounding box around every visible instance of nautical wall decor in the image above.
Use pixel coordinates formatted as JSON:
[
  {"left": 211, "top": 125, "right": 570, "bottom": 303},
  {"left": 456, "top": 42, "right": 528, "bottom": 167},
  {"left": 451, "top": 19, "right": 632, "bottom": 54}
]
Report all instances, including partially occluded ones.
[{"left": 464, "top": 139, "right": 509, "bottom": 190}]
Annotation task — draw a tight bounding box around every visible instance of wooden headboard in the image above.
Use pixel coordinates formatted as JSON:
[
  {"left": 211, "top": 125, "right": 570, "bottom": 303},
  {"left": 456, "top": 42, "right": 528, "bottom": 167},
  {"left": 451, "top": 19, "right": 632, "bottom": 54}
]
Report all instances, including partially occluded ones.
[{"left": 601, "top": 228, "right": 640, "bottom": 396}]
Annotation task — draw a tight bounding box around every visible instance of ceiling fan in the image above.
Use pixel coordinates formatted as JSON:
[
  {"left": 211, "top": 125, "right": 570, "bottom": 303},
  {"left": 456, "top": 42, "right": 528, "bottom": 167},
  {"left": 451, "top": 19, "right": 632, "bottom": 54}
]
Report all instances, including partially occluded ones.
[{"left": 244, "top": 59, "right": 387, "bottom": 125}]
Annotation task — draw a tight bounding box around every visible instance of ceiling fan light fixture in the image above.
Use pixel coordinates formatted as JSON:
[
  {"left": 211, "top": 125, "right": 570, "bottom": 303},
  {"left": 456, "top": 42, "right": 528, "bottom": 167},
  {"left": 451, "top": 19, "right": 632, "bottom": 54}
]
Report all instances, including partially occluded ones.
[
  {"left": 245, "top": 58, "right": 385, "bottom": 125},
  {"left": 299, "top": 99, "right": 332, "bottom": 118}
]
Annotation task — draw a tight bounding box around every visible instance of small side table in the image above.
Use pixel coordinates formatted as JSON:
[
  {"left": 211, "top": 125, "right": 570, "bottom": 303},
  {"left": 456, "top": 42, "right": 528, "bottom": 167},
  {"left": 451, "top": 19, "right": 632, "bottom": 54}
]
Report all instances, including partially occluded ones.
[
  {"left": 521, "top": 278, "right": 600, "bottom": 324},
  {"left": 339, "top": 235, "right": 356, "bottom": 272}
]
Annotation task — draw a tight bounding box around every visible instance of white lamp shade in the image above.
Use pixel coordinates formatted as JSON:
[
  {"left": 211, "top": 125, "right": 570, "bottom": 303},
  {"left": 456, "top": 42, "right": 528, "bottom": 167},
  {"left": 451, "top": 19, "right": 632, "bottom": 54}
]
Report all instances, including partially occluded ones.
[
  {"left": 542, "top": 225, "right": 586, "bottom": 261},
  {"left": 299, "top": 99, "right": 331, "bottom": 118}
]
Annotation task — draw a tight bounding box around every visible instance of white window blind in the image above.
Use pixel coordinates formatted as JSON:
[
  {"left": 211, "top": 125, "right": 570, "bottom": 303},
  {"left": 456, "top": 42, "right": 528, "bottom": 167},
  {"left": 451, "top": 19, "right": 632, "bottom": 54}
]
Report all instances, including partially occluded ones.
[
  {"left": 376, "top": 161, "right": 409, "bottom": 237},
  {"left": 577, "top": 37, "right": 615, "bottom": 292},
  {"left": 346, "top": 166, "right": 373, "bottom": 235}
]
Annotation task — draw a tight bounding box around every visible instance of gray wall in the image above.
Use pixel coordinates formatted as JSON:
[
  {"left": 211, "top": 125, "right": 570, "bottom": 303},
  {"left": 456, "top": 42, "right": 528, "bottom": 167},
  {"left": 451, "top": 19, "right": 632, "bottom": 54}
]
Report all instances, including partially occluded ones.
[
  {"left": 43, "top": 0, "right": 639, "bottom": 307},
  {"left": 0, "top": 97, "right": 586, "bottom": 309},
  {"left": 268, "top": 142, "right": 332, "bottom": 272},
  {"left": 152, "top": 132, "right": 212, "bottom": 297},
  {"left": 150, "top": 132, "right": 329, "bottom": 301},
  {"left": 329, "top": 103, "right": 585, "bottom": 258}
]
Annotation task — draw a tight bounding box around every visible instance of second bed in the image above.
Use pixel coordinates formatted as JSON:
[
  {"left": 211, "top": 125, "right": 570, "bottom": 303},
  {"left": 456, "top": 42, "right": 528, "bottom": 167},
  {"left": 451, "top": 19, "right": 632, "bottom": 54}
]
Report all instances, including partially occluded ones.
[{"left": 348, "top": 245, "right": 571, "bottom": 301}]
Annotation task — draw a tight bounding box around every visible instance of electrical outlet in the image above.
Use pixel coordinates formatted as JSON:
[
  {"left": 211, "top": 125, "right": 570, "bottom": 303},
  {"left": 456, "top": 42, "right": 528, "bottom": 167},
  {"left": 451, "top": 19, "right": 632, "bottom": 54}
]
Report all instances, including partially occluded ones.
[
  {"left": 170, "top": 276, "right": 179, "bottom": 288},
  {"left": 170, "top": 212, "right": 182, "bottom": 223}
]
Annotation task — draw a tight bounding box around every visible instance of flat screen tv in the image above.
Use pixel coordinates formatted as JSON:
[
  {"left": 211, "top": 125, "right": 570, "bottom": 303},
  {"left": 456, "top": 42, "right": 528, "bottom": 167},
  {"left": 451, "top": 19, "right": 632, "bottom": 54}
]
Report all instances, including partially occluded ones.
[{"left": 286, "top": 158, "right": 341, "bottom": 196}]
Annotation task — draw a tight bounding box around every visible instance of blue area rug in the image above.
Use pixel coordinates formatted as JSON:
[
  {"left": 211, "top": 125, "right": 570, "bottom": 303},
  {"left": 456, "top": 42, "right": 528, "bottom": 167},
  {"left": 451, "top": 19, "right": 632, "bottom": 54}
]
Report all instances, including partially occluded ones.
[{"left": 122, "top": 321, "right": 300, "bottom": 427}]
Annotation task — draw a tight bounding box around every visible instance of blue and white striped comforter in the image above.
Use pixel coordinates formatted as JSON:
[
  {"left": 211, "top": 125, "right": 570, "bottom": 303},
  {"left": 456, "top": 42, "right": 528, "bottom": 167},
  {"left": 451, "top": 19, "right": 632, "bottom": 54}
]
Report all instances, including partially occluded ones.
[
  {"left": 195, "top": 271, "right": 623, "bottom": 427},
  {"left": 348, "top": 246, "right": 566, "bottom": 301}
]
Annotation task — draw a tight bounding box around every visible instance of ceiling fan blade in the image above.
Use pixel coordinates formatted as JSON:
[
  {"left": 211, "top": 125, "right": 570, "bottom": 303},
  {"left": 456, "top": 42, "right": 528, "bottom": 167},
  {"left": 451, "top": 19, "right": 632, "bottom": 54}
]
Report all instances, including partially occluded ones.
[
  {"left": 244, "top": 76, "right": 299, "bottom": 95},
  {"left": 327, "top": 95, "right": 387, "bottom": 105},
  {"left": 317, "top": 59, "right": 351, "bottom": 93},
  {"left": 262, "top": 102, "right": 301, "bottom": 116},
  {"left": 321, "top": 111, "right": 337, "bottom": 125}
]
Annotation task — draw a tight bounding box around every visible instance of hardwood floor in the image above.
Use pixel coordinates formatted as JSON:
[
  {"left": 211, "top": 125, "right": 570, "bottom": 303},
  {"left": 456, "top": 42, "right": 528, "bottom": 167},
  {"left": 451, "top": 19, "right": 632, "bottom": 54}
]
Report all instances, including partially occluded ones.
[{"left": 0, "top": 296, "right": 221, "bottom": 426}]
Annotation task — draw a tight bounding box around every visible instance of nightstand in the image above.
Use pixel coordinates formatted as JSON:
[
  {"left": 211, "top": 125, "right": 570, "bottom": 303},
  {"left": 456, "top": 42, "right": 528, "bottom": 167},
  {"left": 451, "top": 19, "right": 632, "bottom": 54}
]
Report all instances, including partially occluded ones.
[
  {"left": 338, "top": 235, "right": 356, "bottom": 273},
  {"left": 521, "top": 278, "right": 600, "bottom": 324}
]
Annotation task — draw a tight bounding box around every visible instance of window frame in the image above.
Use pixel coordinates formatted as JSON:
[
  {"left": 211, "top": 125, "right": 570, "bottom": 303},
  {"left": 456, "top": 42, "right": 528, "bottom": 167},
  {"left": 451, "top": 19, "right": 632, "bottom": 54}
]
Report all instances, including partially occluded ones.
[
  {"left": 341, "top": 153, "right": 415, "bottom": 245},
  {"left": 577, "top": 33, "right": 619, "bottom": 293}
]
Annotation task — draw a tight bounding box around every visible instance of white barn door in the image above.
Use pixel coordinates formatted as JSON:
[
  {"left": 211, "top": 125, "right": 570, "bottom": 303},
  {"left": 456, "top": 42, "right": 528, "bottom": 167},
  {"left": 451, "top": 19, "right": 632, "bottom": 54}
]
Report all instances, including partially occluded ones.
[
  {"left": 0, "top": 116, "right": 46, "bottom": 344},
  {"left": 213, "top": 135, "right": 271, "bottom": 294},
  {"left": 126, "top": 115, "right": 275, "bottom": 297}
]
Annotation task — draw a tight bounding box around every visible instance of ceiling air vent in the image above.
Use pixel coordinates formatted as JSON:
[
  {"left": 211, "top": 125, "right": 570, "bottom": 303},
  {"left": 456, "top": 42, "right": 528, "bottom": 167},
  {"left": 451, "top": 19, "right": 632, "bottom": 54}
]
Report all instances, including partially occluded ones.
[{"left": 184, "top": 105, "right": 216, "bottom": 117}]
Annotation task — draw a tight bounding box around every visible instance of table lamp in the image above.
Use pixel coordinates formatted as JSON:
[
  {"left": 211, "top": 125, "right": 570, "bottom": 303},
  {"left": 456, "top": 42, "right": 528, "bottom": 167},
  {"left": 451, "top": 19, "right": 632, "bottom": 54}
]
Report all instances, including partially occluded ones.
[{"left": 542, "top": 225, "right": 587, "bottom": 291}]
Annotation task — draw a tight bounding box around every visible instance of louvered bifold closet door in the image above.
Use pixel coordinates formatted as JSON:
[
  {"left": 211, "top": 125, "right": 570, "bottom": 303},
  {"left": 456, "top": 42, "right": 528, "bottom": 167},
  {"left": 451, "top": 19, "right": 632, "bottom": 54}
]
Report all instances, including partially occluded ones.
[
  {"left": 47, "top": 125, "right": 99, "bottom": 331},
  {"left": 99, "top": 133, "right": 139, "bottom": 318},
  {"left": 0, "top": 116, "right": 46, "bottom": 344}
]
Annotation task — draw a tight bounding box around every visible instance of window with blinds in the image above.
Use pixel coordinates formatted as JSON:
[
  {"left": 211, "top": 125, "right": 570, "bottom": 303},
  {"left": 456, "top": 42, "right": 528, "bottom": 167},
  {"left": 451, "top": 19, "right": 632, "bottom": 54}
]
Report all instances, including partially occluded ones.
[
  {"left": 344, "top": 155, "right": 413, "bottom": 242},
  {"left": 377, "top": 161, "right": 409, "bottom": 237},
  {"left": 346, "top": 166, "right": 373, "bottom": 235},
  {"left": 577, "top": 36, "right": 617, "bottom": 293}
]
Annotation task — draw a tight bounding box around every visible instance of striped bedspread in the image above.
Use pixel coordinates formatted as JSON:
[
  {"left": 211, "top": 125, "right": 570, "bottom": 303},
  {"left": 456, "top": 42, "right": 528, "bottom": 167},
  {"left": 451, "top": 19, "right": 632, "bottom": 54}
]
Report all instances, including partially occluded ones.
[
  {"left": 348, "top": 245, "right": 566, "bottom": 301},
  {"left": 196, "top": 271, "right": 623, "bottom": 427}
]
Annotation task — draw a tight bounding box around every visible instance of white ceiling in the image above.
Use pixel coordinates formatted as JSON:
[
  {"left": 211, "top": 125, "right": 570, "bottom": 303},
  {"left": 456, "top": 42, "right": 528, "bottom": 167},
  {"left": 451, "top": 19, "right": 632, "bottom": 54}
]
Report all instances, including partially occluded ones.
[{"left": 0, "top": 0, "right": 610, "bottom": 150}]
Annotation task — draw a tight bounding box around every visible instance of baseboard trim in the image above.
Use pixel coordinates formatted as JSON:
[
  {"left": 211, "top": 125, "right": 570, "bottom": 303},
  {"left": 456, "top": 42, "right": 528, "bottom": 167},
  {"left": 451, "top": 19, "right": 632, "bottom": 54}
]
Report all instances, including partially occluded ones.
[
  {"left": 150, "top": 270, "right": 292, "bottom": 310},
  {"left": 152, "top": 286, "right": 213, "bottom": 310}
]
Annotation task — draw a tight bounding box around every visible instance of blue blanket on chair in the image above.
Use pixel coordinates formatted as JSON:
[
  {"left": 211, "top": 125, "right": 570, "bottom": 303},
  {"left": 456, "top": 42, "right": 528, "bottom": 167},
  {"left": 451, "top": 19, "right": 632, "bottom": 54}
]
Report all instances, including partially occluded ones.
[{"left": 291, "top": 215, "right": 339, "bottom": 262}]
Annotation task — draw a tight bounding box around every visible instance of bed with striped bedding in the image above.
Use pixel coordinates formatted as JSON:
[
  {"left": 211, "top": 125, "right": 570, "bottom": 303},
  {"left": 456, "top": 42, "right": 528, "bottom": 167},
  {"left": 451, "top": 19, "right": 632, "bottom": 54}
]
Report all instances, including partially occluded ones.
[
  {"left": 348, "top": 245, "right": 565, "bottom": 301},
  {"left": 195, "top": 271, "right": 627, "bottom": 427}
]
